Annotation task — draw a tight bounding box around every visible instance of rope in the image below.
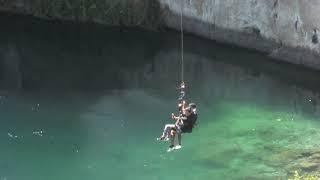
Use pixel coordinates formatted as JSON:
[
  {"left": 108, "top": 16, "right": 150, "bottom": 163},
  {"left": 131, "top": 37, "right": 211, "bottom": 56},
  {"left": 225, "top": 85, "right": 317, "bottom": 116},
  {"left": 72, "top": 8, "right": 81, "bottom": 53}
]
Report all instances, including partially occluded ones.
[{"left": 180, "top": 0, "right": 184, "bottom": 83}]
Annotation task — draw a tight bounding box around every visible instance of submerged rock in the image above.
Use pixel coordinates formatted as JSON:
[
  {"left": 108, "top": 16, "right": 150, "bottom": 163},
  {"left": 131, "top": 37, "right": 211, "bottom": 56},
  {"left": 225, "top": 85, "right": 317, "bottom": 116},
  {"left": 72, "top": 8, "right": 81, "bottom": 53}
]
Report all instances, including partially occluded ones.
[
  {"left": 269, "top": 149, "right": 300, "bottom": 166},
  {"left": 286, "top": 151, "right": 320, "bottom": 175},
  {"left": 300, "top": 162, "right": 319, "bottom": 172}
]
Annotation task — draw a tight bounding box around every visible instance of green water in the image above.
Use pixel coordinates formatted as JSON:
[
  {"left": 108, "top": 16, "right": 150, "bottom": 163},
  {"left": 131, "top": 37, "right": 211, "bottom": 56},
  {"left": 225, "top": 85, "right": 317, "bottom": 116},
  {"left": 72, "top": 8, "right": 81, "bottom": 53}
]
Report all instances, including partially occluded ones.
[{"left": 1, "top": 14, "right": 320, "bottom": 180}]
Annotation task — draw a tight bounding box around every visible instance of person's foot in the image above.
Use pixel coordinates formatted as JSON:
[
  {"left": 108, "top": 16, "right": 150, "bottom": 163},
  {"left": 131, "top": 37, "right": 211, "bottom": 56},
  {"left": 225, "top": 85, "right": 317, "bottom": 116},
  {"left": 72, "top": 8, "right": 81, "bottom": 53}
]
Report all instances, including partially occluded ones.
[
  {"left": 167, "top": 145, "right": 175, "bottom": 152},
  {"left": 157, "top": 136, "right": 169, "bottom": 141},
  {"left": 174, "top": 145, "right": 182, "bottom": 150},
  {"left": 157, "top": 136, "right": 165, "bottom": 141}
]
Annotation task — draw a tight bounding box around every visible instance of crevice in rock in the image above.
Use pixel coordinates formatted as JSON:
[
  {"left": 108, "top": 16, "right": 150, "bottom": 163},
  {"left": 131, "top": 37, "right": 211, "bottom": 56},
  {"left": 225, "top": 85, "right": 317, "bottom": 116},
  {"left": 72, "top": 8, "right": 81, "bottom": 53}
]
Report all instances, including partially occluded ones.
[{"left": 312, "top": 29, "right": 318, "bottom": 44}]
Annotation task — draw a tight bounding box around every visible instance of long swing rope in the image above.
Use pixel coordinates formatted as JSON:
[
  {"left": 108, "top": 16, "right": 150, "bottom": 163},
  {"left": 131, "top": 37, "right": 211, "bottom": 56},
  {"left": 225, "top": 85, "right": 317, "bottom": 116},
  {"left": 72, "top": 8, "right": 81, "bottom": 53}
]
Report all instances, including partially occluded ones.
[
  {"left": 180, "top": 0, "right": 184, "bottom": 83},
  {"left": 177, "top": 0, "right": 186, "bottom": 103}
]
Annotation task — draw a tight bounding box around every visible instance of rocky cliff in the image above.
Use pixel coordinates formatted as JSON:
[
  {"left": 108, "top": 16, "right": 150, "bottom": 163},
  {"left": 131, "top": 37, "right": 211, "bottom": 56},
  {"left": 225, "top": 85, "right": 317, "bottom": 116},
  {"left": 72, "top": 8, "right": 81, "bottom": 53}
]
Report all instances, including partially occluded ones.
[
  {"left": 1, "top": 0, "right": 320, "bottom": 70},
  {"left": 159, "top": 0, "right": 320, "bottom": 69}
]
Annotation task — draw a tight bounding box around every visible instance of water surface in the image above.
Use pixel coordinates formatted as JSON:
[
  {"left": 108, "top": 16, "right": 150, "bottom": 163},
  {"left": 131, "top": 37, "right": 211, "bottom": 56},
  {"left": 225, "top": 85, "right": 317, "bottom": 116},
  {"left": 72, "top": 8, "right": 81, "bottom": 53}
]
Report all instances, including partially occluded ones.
[{"left": 1, "top": 13, "right": 320, "bottom": 180}]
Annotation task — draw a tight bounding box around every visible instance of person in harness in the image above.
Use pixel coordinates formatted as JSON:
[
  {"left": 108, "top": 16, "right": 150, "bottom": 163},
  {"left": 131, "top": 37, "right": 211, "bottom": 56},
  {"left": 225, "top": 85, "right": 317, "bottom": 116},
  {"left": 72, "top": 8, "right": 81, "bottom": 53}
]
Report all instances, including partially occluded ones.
[
  {"left": 157, "top": 102, "right": 198, "bottom": 151},
  {"left": 168, "top": 103, "right": 197, "bottom": 151},
  {"left": 156, "top": 100, "right": 187, "bottom": 142},
  {"left": 157, "top": 82, "right": 187, "bottom": 142},
  {"left": 157, "top": 82, "right": 198, "bottom": 151},
  {"left": 180, "top": 103, "right": 197, "bottom": 133}
]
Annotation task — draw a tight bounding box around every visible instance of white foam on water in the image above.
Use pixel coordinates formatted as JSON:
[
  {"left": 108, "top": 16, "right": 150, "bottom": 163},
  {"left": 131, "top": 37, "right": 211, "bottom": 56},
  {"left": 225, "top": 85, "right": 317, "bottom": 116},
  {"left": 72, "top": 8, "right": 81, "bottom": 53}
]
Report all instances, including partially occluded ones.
[
  {"left": 32, "top": 130, "right": 44, "bottom": 137},
  {"left": 7, "top": 132, "right": 19, "bottom": 139}
]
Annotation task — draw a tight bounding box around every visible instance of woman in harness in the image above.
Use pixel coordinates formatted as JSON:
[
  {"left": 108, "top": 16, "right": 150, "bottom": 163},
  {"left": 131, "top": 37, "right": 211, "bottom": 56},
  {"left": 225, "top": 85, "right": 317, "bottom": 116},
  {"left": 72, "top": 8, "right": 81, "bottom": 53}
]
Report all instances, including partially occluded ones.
[
  {"left": 169, "top": 103, "right": 197, "bottom": 151},
  {"left": 157, "top": 100, "right": 187, "bottom": 141},
  {"left": 157, "top": 102, "right": 198, "bottom": 150},
  {"left": 157, "top": 82, "right": 187, "bottom": 141}
]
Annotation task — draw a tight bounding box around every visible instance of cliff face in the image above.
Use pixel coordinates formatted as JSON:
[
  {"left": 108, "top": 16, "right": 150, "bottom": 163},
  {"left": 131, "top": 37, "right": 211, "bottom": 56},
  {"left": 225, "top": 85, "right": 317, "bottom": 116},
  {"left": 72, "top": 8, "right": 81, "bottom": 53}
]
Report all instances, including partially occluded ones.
[
  {"left": 0, "top": 0, "right": 162, "bottom": 28},
  {"left": 159, "top": 0, "right": 320, "bottom": 69},
  {"left": 1, "top": 0, "right": 320, "bottom": 70}
]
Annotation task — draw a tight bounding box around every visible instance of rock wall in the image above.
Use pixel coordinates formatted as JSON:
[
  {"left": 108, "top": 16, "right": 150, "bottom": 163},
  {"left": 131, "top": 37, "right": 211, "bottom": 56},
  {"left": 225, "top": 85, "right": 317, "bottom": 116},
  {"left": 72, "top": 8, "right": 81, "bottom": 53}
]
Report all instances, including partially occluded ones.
[
  {"left": 1, "top": 0, "right": 320, "bottom": 70},
  {"left": 0, "top": 0, "right": 162, "bottom": 28},
  {"left": 158, "top": 0, "right": 320, "bottom": 69}
]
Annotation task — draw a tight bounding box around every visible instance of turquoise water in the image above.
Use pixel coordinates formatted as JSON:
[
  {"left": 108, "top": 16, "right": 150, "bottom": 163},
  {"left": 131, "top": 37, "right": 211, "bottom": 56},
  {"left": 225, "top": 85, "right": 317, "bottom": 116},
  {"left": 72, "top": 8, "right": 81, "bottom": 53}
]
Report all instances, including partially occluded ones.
[{"left": 1, "top": 14, "right": 320, "bottom": 180}]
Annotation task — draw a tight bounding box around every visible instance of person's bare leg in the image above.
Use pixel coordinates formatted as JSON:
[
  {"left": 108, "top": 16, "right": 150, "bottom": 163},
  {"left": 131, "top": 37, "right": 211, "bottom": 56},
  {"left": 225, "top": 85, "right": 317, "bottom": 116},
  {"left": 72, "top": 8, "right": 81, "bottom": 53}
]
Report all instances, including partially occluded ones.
[
  {"left": 178, "top": 133, "right": 182, "bottom": 146},
  {"left": 167, "top": 134, "right": 175, "bottom": 152},
  {"left": 169, "top": 131, "right": 176, "bottom": 148},
  {"left": 158, "top": 124, "right": 174, "bottom": 140}
]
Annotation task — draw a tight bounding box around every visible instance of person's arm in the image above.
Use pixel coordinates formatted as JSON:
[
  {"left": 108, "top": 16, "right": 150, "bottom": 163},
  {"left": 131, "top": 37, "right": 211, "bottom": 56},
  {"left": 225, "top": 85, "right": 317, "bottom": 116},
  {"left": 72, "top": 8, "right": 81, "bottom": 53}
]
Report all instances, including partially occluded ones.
[
  {"left": 171, "top": 113, "right": 186, "bottom": 122},
  {"left": 174, "top": 116, "right": 185, "bottom": 126},
  {"left": 180, "top": 116, "right": 187, "bottom": 120},
  {"left": 171, "top": 113, "right": 179, "bottom": 121}
]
